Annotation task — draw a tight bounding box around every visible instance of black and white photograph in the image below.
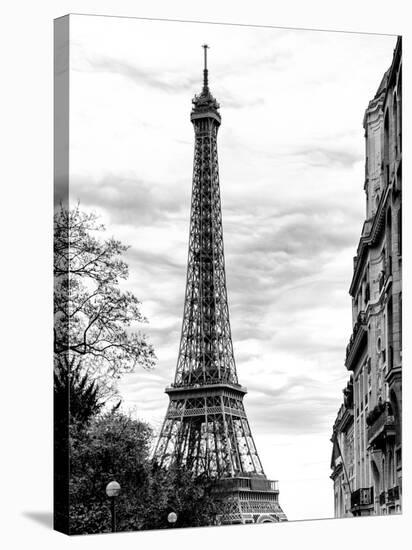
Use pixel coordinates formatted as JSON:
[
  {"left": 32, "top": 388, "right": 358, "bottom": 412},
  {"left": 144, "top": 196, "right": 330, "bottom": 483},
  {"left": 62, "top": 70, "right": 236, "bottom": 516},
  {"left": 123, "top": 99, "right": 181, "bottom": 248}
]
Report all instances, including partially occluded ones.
[{"left": 52, "top": 13, "right": 402, "bottom": 536}]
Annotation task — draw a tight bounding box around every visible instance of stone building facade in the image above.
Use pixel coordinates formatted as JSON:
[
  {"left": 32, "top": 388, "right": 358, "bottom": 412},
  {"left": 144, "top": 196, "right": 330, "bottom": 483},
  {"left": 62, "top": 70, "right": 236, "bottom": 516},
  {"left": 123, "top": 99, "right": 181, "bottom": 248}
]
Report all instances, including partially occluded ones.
[{"left": 331, "top": 36, "right": 402, "bottom": 518}]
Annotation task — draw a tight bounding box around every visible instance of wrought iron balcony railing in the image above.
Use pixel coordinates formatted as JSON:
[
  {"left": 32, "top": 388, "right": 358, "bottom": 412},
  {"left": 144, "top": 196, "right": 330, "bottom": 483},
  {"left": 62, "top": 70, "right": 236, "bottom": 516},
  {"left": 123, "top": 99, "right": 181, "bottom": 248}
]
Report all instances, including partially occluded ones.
[
  {"left": 351, "top": 487, "right": 374, "bottom": 510},
  {"left": 367, "top": 402, "right": 396, "bottom": 448},
  {"left": 387, "top": 486, "right": 400, "bottom": 503}
]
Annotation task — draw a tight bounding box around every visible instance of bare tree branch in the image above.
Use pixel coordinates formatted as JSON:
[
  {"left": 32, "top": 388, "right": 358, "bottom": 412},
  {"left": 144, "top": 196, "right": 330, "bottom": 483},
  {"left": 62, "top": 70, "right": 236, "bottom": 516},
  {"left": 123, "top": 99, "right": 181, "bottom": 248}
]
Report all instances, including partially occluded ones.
[{"left": 54, "top": 204, "right": 156, "bottom": 399}]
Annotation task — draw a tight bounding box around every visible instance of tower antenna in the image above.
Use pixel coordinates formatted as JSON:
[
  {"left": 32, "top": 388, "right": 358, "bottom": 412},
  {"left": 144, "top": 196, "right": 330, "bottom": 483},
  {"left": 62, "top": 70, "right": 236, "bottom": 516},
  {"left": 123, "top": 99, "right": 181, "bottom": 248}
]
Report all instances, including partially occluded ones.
[{"left": 202, "top": 43, "right": 209, "bottom": 92}]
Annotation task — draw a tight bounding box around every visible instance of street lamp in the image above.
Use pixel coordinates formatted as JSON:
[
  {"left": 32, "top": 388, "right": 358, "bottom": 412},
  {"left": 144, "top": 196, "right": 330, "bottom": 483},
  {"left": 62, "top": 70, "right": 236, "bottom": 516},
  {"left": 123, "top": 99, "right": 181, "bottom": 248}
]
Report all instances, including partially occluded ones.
[
  {"left": 106, "top": 480, "right": 121, "bottom": 533},
  {"left": 167, "top": 511, "right": 178, "bottom": 528}
]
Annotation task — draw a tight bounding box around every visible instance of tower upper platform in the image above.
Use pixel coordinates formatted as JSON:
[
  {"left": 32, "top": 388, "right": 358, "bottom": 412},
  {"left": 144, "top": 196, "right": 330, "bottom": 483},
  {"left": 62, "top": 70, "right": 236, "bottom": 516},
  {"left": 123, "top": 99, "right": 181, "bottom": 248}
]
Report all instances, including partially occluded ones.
[{"left": 191, "top": 44, "right": 221, "bottom": 125}]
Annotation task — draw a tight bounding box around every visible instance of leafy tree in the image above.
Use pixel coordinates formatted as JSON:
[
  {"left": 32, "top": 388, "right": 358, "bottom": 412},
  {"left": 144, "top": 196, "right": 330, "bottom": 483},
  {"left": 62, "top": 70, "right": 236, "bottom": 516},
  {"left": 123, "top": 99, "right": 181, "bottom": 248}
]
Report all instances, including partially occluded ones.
[
  {"left": 69, "top": 411, "right": 152, "bottom": 534},
  {"left": 69, "top": 411, "right": 230, "bottom": 534},
  {"left": 138, "top": 464, "right": 231, "bottom": 530},
  {"left": 54, "top": 355, "right": 104, "bottom": 424},
  {"left": 54, "top": 204, "right": 156, "bottom": 399}
]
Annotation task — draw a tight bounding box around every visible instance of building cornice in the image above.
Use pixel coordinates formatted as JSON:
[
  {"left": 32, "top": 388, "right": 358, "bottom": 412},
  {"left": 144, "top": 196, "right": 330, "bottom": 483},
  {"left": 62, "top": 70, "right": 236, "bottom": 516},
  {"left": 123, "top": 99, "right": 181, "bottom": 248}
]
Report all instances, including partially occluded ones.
[
  {"left": 384, "top": 36, "right": 402, "bottom": 104},
  {"left": 332, "top": 403, "right": 354, "bottom": 436}
]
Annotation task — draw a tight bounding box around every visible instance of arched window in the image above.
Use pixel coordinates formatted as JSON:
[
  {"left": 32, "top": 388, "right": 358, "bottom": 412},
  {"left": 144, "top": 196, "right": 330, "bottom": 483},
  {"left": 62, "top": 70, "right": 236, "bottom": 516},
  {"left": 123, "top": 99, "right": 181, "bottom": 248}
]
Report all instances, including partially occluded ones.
[
  {"left": 371, "top": 461, "right": 380, "bottom": 512},
  {"left": 397, "top": 70, "right": 402, "bottom": 153},
  {"left": 387, "top": 297, "right": 393, "bottom": 371},
  {"left": 387, "top": 208, "right": 392, "bottom": 276},
  {"left": 393, "top": 93, "right": 398, "bottom": 157},
  {"left": 390, "top": 388, "right": 401, "bottom": 444},
  {"left": 384, "top": 111, "right": 390, "bottom": 185},
  {"left": 388, "top": 451, "right": 394, "bottom": 488},
  {"left": 399, "top": 293, "right": 402, "bottom": 351}
]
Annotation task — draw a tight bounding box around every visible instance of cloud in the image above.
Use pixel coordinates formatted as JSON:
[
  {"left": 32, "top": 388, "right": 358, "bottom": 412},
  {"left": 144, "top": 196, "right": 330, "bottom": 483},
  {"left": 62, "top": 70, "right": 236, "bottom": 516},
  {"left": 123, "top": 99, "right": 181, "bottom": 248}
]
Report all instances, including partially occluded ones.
[
  {"left": 72, "top": 175, "right": 187, "bottom": 226},
  {"left": 293, "top": 146, "right": 363, "bottom": 168},
  {"left": 216, "top": 89, "right": 265, "bottom": 110},
  {"left": 85, "top": 55, "right": 200, "bottom": 93},
  {"left": 242, "top": 372, "right": 343, "bottom": 435}
]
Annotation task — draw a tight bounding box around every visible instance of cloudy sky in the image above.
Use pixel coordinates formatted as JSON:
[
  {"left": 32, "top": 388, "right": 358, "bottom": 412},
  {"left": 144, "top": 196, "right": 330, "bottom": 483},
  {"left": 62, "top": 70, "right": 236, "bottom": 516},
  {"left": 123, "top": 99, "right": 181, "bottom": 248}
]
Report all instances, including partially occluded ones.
[{"left": 67, "top": 14, "right": 397, "bottom": 521}]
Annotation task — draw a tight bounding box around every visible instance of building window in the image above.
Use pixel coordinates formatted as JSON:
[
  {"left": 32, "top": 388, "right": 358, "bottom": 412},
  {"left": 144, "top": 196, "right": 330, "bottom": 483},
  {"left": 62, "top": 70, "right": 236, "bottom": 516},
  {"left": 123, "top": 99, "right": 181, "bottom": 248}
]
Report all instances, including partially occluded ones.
[
  {"left": 388, "top": 346, "right": 394, "bottom": 370},
  {"left": 384, "top": 110, "right": 390, "bottom": 185},
  {"left": 389, "top": 451, "right": 394, "bottom": 487},
  {"left": 365, "top": 282, "right": 370, "bottom": 304},
  {"left": 387, "top": 297, "right": 394, "bottom": 370},
  {"left": 393, "top": 93, "right": 398, "bottom": 157},
  {"left": 396, "top": 448, "right": 402, "bottom": 470},
  {"left": 387, "top": 208, "right": 392, "bottom": 277},
  {"left": 398, "top": 71, "right": 402, "bottom": 153}
]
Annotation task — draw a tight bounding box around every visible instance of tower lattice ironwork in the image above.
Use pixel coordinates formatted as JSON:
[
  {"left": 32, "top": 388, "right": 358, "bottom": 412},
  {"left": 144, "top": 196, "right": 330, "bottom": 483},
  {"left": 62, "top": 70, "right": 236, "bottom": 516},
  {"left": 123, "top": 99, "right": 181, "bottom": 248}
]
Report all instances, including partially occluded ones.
[{"left": 154, "top": 45, "right": 287, "bottom": 525}]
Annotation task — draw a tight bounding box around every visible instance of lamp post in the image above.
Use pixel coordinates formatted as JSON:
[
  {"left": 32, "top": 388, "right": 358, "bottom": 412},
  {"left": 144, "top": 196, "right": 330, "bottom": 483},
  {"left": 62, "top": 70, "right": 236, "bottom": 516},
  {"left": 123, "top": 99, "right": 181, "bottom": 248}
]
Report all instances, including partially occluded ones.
[
  {"left": 167, "top": 511, "right": 178, "bottom": 528},
  {"left": 106, "top": 480, "right": 121, "bottom": 533}
]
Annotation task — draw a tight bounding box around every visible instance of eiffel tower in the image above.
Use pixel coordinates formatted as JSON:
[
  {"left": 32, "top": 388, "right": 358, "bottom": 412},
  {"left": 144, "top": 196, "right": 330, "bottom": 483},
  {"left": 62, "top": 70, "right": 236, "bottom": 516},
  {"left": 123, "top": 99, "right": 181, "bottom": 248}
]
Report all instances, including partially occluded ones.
[{"left": 154, "top": 45, "right": 287, "bottom": 525}]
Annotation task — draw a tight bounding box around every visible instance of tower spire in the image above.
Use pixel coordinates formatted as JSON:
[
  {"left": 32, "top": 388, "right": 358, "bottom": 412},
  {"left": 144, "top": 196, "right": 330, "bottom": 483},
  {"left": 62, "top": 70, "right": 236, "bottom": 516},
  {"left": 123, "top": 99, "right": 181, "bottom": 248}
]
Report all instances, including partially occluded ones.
[
  {"left": 192, "top": 44, "right": 220, "bottom": 121},
  {"left": 202, "top": 43, "right": 209, "bottom": 92}
]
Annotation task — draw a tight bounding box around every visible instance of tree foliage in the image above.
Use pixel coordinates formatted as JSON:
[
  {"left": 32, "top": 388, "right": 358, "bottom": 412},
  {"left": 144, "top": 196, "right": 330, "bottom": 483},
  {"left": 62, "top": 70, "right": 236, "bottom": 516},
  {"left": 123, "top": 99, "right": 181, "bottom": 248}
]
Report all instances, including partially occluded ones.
[
  {"left": 69, "top": 410, "right": 230, "bottom": 534},
  {"left": 54, "top": 355, "right": 104, "bottom": 424},
  {"left": 54, "top": 205, "right": 156, "bottom": 398}
]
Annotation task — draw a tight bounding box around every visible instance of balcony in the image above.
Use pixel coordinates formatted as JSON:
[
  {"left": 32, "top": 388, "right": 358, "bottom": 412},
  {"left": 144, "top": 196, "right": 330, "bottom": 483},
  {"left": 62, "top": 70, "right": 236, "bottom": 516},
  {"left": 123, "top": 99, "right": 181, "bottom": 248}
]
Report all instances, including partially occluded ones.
[
  {"left": 387, "top": 486, "right": 400, "bottom": 503},
  {"left": 351, "top": 487, "right": 374, "bottom": 513},
  {"left": 345, "top": 312, "right": 367, "bottom": 371},
  {"left": 367, "top": 402, "right": 396, "bottom": 449}
]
